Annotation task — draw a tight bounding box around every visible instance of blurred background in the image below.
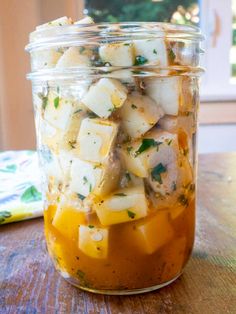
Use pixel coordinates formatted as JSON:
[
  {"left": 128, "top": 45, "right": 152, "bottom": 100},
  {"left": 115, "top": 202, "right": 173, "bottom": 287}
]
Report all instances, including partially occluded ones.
[{"left": 0, "top": 0, "right": 235, "bottom": 153}]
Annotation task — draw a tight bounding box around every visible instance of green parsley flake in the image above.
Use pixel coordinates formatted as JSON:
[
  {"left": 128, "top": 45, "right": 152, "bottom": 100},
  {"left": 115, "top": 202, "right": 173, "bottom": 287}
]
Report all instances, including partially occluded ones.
[
  {"left": 127, "top": 210, "right": 136, "bottom": 219},
  {"left": 134, "top": 55, "right": 148, "bottom": 66},
  {"left": 54, "top": 96, "right": 60, "bottom": 109},
  {"left": 127, "top": 146, "right": 133, "bottom": 154},
  {"left": 114, "top": 193, "right": 127, "bottom": 197},
  {"left": 125, "top": 172, "right": 131, "bottom": 181},
  {"left": 153, "top": 49, "right": 157, "bottom": 55},
  {"left": 87, "top": 111, "right": 98, "bottom": 119},
  {"left": 131, "top": 104, "right": 137, "bottom": 109},
  {"left": 77, "top": 193, "right": 85, "bottom": 200},
  {"left": 74, "top": 109, "right": 83, "bottom": 114},
  {"left": 88, "top": 225, "right": 95, "bottom": 229},
  {"left": 172, "top": 181, "right": 177, "bottom": 191},
  {"left": 77, "top": 269, "right": 85, "bottom": 279},
  {"left": 135, "top": 139, "right": 161, "bottom": 156},
  {"left": 151, "top": 163, "right": 167, "bottom": 184},
  {"left": 83, "top": 176, "right": 88, "bottom": 184},
  {"left": 168, "top": 49, "right": 176, "bottom": 62}
]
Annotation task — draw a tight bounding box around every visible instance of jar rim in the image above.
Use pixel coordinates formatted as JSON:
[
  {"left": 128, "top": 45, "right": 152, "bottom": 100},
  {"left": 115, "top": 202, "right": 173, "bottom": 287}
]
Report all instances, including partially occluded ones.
[{"left": 26, "top": 21, "right": 203, "bottom": 53}]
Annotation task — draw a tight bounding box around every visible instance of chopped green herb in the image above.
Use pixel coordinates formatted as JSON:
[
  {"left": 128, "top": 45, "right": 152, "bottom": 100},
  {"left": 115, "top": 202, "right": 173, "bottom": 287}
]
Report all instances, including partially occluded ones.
[
  {"left": 77, "top": 194, "right": 85, "bottom": 200},
  {"left": 108, "top": 107, "right": 115, "bottom": 113},
  {"left": 114, "top": 193, "right": 127, "bottom": 197},
  {"left": 125, "top": 172, "right": 131, "bottom": 181},
  {"left": 131, "top": 104, "right": 137, "bottom": 109},
  {"left": 79, "top": 46, "right": 86, "bottom": 53},
  {"left": 151, "top": 163, "right": 167, "bottom": 184},
  {"left": 167, "top": 139, "right": 173, "bottom": 146},
  {"left": 56, "top": 86, "right": 60, "bottom": 94},
  {"left": 77, "top": 269, "right": 85, "bottom": 279},
  {"left": 153, "top": 49, "right": 157, "bottom": 54},
  {"left": 178, "top": 194, "right": 189, "bottom": 207},
  {"left": 74, "top": 109, "right": 83, "bottom": 114},
  {"left": 135, "top": 139, "right": 161, "bottom": 156},
  {"left": 89, "top": 184, "right": 92, "bottom": 193},
  {"left": 134, "top": 55, "right": 148, "bottom": 66},
  {"left": 124, "top": 43, "right": 131, "bottom": 46},
  {"left": 54, "top": 96, "right": 60, "bottom": 109},
  {"left": 83, "top": 176, "right": 88, "bottom": 184},
  {"left": 168, "top": 49, "right": 176, "bottom": 62},
  {"left": 131, "top": 70, "right": 143, "bottom": 75},
  {"left": 0, "top": 211, "right": 12, "bottom": 224},
  {"left": 68, "top": 140, "right": 76, "bottom": 149},
  {"left": 127, "top": 210, "right": 136, "bottom": 219},
  {"left": 87, "top": 111, "right": 98, "bottom": 118},
  {"left": 88, "top": 225, "right": 95, "bottom": 229}
]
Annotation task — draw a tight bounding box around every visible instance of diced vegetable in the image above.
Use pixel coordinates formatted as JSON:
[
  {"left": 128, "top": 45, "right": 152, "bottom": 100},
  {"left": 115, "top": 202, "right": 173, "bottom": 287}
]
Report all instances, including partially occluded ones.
[
  {"left": 69, "top": 155, "right": 120, "bottom": 197},
  {"left": 158, "top": 115, "right": 178, "bottom": 132},
  {"left": 94, "top": 186, "right": 148, "bottom": 226},
  {"left": 81, "top": 78, "right": 128, "bottom": 118},
  {"left": 56, "top": 47, "right": 91, "bottom": 68},
  {"left": 133, "top": 38, "right": 168, "bottom": 66},
  {"left": 120, "top": 172, "right": 144, "bottom": 188},
  {"left": 52, "top": 203, "right": 87, "bottom": 241},
  {"left": 75, "top": 16, "right": 94, "bottom": 24},
  {"left": 36, "top": 16, "right": 73, "bottom": 31},
  {"left": 99, "top": 42, "right": 135, "bottom": 66},
  {"left": 145, "top": 76, "right": 182, "bottom": 116},
  {"left": 120, "top": 129, "right": 178, "bottom": 178},
  {"left": 44, "top": 92, "right": 76, "bottom": 130},
  {"left": 76, "top": 118, "right": 118, "bottom": 163},
  {"left": 78, "top": 225, "right": 109, "bottom": 258},
  {"left": 106, "top": 69, "right": 135, "bottom": 84},
  {"left": 31, "top": 49, "right": 63, "bottom": 71},
  {"left": 119, "top": 93, "right": 164, "bottom": 138},
  {"left": 123, "top": 211, "right": 174, "bottom": 254}
]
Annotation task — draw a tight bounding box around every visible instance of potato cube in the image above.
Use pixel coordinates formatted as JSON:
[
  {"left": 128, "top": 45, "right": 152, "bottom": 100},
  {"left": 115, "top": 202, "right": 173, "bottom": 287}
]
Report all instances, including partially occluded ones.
[
  {"left": 99, "top": 42, "right": 135, "bottom": 66},
  {"left": 120, "top": 129, "right": 178, "bottom": 178},
  {"left": 133, "top": 38, "right": 168, "bottom": 66},
  {"left": 31, "top": 49, "right": 63, "bottom": 71},
  {"left": 119, "top": 93, "right": 164, "bottom": 138},
  {"left": 69, "top": 155, "right": 120, "bottom": 197},
  {"left": 36, "top": 16, "right": 73, "bottom": 30},
  {"left": 146, "top": 76, "right": 182, "bottom": 116},
  {"left": 69, "top": 158, "right": 103, "bottom": 197},
  {"left": 158, "top": 115, "right": 178, "bottom": 132},
  {"left": 56, "top": 47, "right": 91, "bottom": 68},
  {"left": 44, "top": 93, "right": 76, "bottom": 130},
  {"left": 52, "top": 204, "right": 87, "bottom": 241},
  {"left": 94, "top": 186, "right": 148, "bottom": 226},
  {"left": 105, "top": 69, "right": 135, "bottom": 84},
  {"left": 78, "top": 225, "right": 109, "bottom": 259},
  {"left": 76, "top": 118, "right": 118, "bottom": 163},
  {"left": 81, "top": 78, "right": 128, "bottom": 118},
  {"left": 123, "top": 211, "right": 174, "bottom": 254},
  {"left": 75, "top": 16, "right": 94, "bottom": 24}
]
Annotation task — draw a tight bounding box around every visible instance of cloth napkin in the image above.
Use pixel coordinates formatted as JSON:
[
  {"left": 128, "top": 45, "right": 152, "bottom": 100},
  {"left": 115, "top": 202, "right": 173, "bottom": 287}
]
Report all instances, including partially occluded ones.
[{"left": 0, "top": 150, "right": 43, "bottom": 225}]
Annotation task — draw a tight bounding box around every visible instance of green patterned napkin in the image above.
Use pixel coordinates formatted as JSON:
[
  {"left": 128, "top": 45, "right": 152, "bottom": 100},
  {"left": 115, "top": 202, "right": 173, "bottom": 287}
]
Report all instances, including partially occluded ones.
[{"left": 0, "top": 151, "right": 43, "bottom": 225}]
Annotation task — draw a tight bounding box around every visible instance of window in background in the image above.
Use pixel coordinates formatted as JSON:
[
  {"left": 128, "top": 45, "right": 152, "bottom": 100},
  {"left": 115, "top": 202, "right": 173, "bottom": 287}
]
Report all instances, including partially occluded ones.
[
  {"left": 231, "top": 0, "right": 236, "bottom": 83},
  {"left": 85, "top": 0, "right": 199, "bottom": 25}
]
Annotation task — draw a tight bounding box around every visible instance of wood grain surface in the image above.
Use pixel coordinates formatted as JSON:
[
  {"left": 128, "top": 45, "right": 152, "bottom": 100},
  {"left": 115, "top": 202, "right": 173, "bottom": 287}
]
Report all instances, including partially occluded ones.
[{"left": 1, "top": 153, "right": 236, "bottom": 314}]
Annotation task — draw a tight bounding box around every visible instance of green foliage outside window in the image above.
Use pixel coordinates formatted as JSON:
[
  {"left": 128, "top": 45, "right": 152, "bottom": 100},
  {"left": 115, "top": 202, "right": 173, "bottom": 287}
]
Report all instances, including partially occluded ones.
[{"left": 85, "top": 0, "right": 197, "bottom": 24}]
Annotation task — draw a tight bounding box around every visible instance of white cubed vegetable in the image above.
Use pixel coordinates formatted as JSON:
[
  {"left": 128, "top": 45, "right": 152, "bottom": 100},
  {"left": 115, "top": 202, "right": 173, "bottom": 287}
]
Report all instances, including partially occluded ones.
[
  {"left": 106, "top": 69, "right": 135, "bottom": 84},
  {"left": 31, "top": 49, "right": 63, "bottom": 71},
  {"left": 94, "top": 186, "right": 148, "bottom": 226},
  {"left": 99, "top": 42, "right": 135, "bottom": 66},
  {"left": 36, "top": 16, "right": 73, "bottom": 30},
  {"left": 69, "top": 156, "right": 120, "bottom": 197},
  {"left": 145, "top": 76, "right": 182, "bottom": 116},
  {"left": 120, "top": 129, "right": 178, "bottom": 178},
  {"left": 123, "top": 211, "right": 174, "bottom": 254},
  {"left": 133, "top": 38, "right": 168, "bottom": 66},
  {"left": 56, "top": 47, "right": 91, "bottom": 68},
  {"left": 69, "top": 158, "right": 103, "bottom": 197},
  {"left": 75, "top": 16, "right": 94, "bottom": 24},
  {"left": 158, "top": 115, "right": 178, "bottom": 132},
  {"left": 44, "top": 93, "right": 75, "bottom": 130},
  {"left": 119, "top": 93, "right": 164, "bottom": 138},
  {"left": 81, "top": 78, "right": 128, "bottom": 118},
  {"left": 76, "top": 118, "right": 118, "bottom": 163},
  {"left": 78, "top": 225, "right": 109, "bottom": 259}
]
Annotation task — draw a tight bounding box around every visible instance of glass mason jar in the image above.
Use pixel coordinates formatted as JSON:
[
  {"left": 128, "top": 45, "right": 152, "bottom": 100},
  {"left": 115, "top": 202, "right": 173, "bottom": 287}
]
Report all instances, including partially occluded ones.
[{"left": 26, "top": 22, "right": 204, "bottom": 294}]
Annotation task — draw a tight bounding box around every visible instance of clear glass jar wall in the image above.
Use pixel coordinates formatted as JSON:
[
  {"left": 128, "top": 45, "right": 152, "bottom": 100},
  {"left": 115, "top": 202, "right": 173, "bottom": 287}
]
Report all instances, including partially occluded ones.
[{"left": 26, "top": 21, "right": 203, "bottom": 294}]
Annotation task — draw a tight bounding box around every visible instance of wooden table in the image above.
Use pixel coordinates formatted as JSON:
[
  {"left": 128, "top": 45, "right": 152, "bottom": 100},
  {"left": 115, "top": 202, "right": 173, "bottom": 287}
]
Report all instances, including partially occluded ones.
[{"left": 1, "top": 153, "right": 236, "bottom": 314}]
